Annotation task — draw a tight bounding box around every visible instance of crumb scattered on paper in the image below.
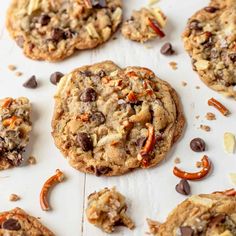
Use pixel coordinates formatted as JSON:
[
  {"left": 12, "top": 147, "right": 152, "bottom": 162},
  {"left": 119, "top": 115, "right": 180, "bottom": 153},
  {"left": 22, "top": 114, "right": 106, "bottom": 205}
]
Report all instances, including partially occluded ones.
[
  {"left": 169, "top": 61, "right": 178, "bottom": 70},
  {"left": 27, "top": 156, "right": 37, "bottom": 165},
  {"left": 205, "top": 112, "right": 216, "bottom": 121},
  {"left": 9, "top": 194, "right": 21, "bottom": 202},
  {"left": 8, "top": 64, "right": 17, "bottom": 71},
  {"left": 224, "top": 132, "right": 235, "bottom": 154},
  {"left": 181, "top": 81, "right": 187, "bottom": 87},
  {"left": 174, "top": 157, "right": 181, "bottom": 164},
  {"left": 200, "top": 125, "right": 211, "bottom": 132},
  {"left": 15, "top": 71, "right": 23, "bottom": 77}
]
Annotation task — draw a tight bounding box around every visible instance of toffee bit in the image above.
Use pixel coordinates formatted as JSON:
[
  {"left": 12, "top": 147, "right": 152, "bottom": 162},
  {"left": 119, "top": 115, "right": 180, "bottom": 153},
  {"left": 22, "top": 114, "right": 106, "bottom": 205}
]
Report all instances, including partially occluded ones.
[
  {"left": 40, "top": 169, "right": 65, "bottom": 211},
  {"left": 208, "top": 97, "right": 230, "bottom": 116}
]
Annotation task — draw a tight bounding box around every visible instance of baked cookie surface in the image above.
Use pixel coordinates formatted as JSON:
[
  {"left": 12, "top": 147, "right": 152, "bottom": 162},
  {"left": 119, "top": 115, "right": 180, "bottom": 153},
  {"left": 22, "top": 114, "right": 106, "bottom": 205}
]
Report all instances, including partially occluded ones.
[
  {"left": 152, "top": 193, "right": 236, "bottom": 236},
  {"left": 182, "top": 0, "right": 236, "bottom": 99},
  {"left": 6, "top": 0, "right": 122, "bottom": 61},
  {"left": 86, "top": 187, "right": 134, "bottom": 233},
  {"left": 122, "top": 7, "right": 166, "bottom": 43},
  {"left": 0, "top": 207, "right": 54, "bottom": 235},
  {"left": 51, "top": 61, "right": 185, "bottom": 176},
  {"left": 0, "top": 97, "right": 32, "bottom": 170}
]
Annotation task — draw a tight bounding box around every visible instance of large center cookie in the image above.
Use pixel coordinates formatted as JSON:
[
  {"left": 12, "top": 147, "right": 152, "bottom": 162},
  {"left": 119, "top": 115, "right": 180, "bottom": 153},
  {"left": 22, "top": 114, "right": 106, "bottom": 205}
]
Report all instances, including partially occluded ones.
[
  {"left": 182, "top": 0, "right": 236, "bottom": 99},
  {"left": 51, "top": 61, "right": 185, "bottom": 176},
  {"left": 6, "top": 0, "right": 122, "bottom": 61}
]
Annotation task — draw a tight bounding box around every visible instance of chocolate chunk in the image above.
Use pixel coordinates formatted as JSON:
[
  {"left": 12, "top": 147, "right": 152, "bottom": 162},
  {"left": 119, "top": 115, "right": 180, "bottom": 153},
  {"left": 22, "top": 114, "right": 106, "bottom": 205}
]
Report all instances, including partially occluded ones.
[
  {"left": 91, "top": 111, "right": 106, "bottom": 125},
  {"left": 2, "top": 218, "right": 21, "bottom": 231},
  {"left": 175, "top": 179, "right": 191, "bottom": 195},
  {"left": 229, "top": 53, "right": 236, "bottom": 62},
  {"left": 80, "top": 88, "right": 97, "bottom": 102},
  {"left": 160, "top": 43, "right": 175, "bottom": 55},
  {"left": 95, "top": 166, "right": 112, "bottom": 176},
  {"left": 92, "top": 0, "right": 106, "bottom": 7},
  {"left": 190, "top": 138, "right": 205, "bottom": 152},
  {"left": 50, "top": 72, "right": 64, "bottom": 85},
  {"left": 15, "top": 36, "right": 24, "bottom": 48},
  {"left": 209, "top": 214, "right": 226, "bottom": 227},
  {"left": 64, "top": 29, "right": 74, "bottom": 39},
  {"left": 51, "top": 28, "right": 65, "bottom": 41},
  {"left": 189, "top": 20, "right": 202, "bottom": 30},
  {"left": 180, "top": 226, "right": 194, "bottom": 236},
  {"left": 81, "top": 70, "right": 92, "bottom": 77},
  {"left": 136, "top": 137, "right": 147, "bottom": 148},
  {"left": 39, "top": 14, "right": 51, "bottom": 26},
  {"left": 204, "top": 6, "right": 219, "bottom": 13},
  {"left": 23, "top": 75, "right": 38, "bottom": 89},
  {"left": 77, "top": 132, "right": 93, "bottom": 151},
  {"left": 97, "top": 70, "right": 106, "bottom": 78}
]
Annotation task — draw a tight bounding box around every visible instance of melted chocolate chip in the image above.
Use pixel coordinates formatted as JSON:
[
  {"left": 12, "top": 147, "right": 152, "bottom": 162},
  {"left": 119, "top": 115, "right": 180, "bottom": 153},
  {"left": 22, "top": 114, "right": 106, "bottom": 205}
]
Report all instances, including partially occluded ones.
[
  {"left": 180, "top": 226, "right": 194, "bottom": 236},
  {"left": 160, "top": 42, "right": 175, "bottom": 55},
  {"left": 51, "top": 28, "right": 65, "bottom": 41},
  {"left": 95, "top": 166, "right": 112, "bottom": 176},
  {"left": 2, "top": 219, "right": 21, "bottom": 231},
  {"left": 92, "top": 0, "right": 106, "bottom": 7},
  {"left": 23, "top": 75, "right": 38, "bottom": 89},
  {"left": 190, "top": 138, "right": 206, "bottom": 152},
  {"left": 189, "top": 20, "right": 202, "bottom": 30},
  {"left": 16, "top": 36, "right": 24, "bottom": 48},
  {"left": 80, "top": 88, "right": 97, "bottom": 102},
  {"left": 76, "top": 133, "right": 93, "bottom": 151},
  {"left": 50, "top": 72, "right": 64, "bottom": 85},
  {"left": 39, "top": 14, "right": 51, "bottom": 26},
  {"left": 209, "top": 214, "right": 226, "bottom": 227},
  {"left": 229, "top": 53, "right": 236, "bottom": 62},
  {"left": 91, "top": 111, "right": 106, "bottom": 125},
  {"left": 175, "top": 179, "right": 191, "bottom": 195},
  {"left": 136, "top": 137, "right": 147, "bottom": 148},
  {"left": 204, "top": 6, "right": 219, "bottom": 13}
]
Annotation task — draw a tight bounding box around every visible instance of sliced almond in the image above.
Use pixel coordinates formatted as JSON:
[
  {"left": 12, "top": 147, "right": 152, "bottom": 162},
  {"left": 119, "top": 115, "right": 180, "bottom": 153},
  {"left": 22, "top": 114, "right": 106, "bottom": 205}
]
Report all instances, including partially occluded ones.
[
  {"left": 151, "top": 8, "right": 167, "bottom": 28},
  {"left": 229, "top": 173, "right": 236, "bottom": 185},
  {"left": 224, "top": 132, "right": 235, "bottom": 154},
  {"left": 85, "top": 23, "right": 100, "bottom": 39},
  {"left": 194, "top": 60, "right": 210, "bottom": 70},
  {"left": 189, "top": 195, "right": 213, "bottom": 208}
]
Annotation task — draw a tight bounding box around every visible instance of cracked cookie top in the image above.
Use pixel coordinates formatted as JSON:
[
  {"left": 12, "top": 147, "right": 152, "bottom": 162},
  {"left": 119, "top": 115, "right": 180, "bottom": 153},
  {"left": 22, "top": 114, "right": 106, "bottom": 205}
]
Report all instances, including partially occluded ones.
[
  {"left": 182, "top": 0, "right": 236, "bottom": 99},
  {"left": 51, "top": 61, "right": 185, "bottom": 176},
  {"left": 6, "top": 0, "right": 122, "bottom": 61}
]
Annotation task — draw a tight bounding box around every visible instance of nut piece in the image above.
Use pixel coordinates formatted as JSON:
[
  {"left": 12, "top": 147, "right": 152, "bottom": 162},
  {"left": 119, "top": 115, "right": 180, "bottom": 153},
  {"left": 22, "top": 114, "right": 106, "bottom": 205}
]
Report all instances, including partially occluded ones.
[
  {"left": 9, "top": 194, "right": 21, "bottom": 201},
  {"left": 224, "top": 132, "right": 235, "bottom": 154},
  {"left": 200, "top": 125, "right": 211, "bottom": 132}
]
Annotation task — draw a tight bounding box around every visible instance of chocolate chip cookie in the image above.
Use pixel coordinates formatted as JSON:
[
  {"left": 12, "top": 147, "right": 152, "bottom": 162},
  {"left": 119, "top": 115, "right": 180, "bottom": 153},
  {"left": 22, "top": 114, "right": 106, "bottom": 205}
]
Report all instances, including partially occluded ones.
[
  {"left": 182, "top": 0, "right": 236, "bottom": 99},
  {"left": 122, "top": 7, "right": 166, "bottom": 43},
  {"left": 86, "top": 187, "right": 134, "bottom": 233},
  {"left": 0, "top": 207, "right": 54, "bottom": 235},
  {"left": 151, "top": 192, "right": 236, "bottom": 235},
  {"left": 0, "top": 97, "right": 32, "bottom": 170},
  {"left": 51, "top": 61, "right": 185, "bottom": 176},
  {"left": 6, "top": 0, "right": 122, "bottom": 61}
]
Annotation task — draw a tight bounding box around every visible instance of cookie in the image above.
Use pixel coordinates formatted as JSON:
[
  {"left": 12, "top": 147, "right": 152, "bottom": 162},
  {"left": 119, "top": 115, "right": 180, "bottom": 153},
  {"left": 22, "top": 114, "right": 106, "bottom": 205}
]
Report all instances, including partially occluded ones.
[
  {"left": 0, "top": 97, "right": 32, "bottom": 170},
  {"left": 121, "top": 7, "right": 166, "bottom": 43},
  {"left": 6, "top": 0, "right": 122, "bottom": 61},
  {"left": 51, "top": 61, "right": 185, "bottom": 176},
  {"left": 0, "top": 207, "right": 54, "bottom": 235},
  {"left": 182, "top": 0, "right": 236, "bottom": 99},
  {"left": 150, "top": 192, "right": 236, "bottom": 235},
  {"left": 86, "top": 187, "right": 134, "bottom": 233}
]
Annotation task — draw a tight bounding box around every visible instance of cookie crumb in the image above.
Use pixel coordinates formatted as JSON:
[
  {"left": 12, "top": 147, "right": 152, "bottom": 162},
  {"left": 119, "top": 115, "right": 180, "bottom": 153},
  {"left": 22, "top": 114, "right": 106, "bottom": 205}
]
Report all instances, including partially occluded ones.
[
  {"left": 9, "top": 194, "right": 20, "bottom": 201},
  {"left": 196, "top": 161, "right": 202, "bottom": 168},
  {"left": 205, "top": 112, "right": 216, "bottom": 120},
  {"left": 147, "top": 218, "right": 160, "bottom": 235},
  {"left": 200, "top": 125, "right": 211, "bottom": 132},
  {"left": 195, "top": 86, "right": 200, "bottom": 89},
  {"left": 144, "top": 45, "right": 153, "bottom": 49},
  {"left": 8, "top": 64, "right": 17, "bottom": 71},
  {"left": 195, "top": 115, "right": 200, "bottom": 119},
  {"left": 15, "top": 71, "right": 23, "bottom": 77},
  {"left": 169, "top": 61, "right": 178, "bottom": 70},
  {"left": 181, "top": 81, "right": 187, "bottom": 87},
  {"left": 174, "top": 157, "right": 181, "bottom": 164},
  {"left": 27, "top": 156, "right": 36, "bottom": 165}
]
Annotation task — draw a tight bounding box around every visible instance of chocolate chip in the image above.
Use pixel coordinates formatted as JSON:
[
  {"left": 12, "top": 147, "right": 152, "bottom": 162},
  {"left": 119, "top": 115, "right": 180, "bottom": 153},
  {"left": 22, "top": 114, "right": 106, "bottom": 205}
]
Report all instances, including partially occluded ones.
[
  {"left": 189, "top": 20, "right": 202, "bottom": 30},
  {"left": 92, "top": 0, "right": 106, "bottom": 7},
  {"left": 50, "top": 72, "right": 64, "bottom": 85},
  {"left": 229, "top": 53, "right": 236, "bottom": 62},
  {"left": 2, "top": 219, "right": 21, "bottom": 231},
  {"left": 160, "top": 43, "right": 175, "bottom": 55},
  {"left": 209, "top": 214, "right": 226, "bottom": 227},
  {"left": 95, "top": 166, "right": 112, "bottom": 176},
  {"left": 16, "top": 36, "right": 24, "bottom": 48},
  {"left": 81, "top": 70, "right": 92, "bottom": 77},
  {"left": 91, "top": 111, "right": 106, "bottom": 125},
  {"left": 97, "top": 70, "right": 106, "bottom": 78},
  {"left": 39, "top": 14, "right": 51, "bottom": 26},
  {"left": 180, "top": 226, "right": 194, "bottom": 236},
  {"left": 23, "top": 75, "right": 38, "bottom": 89},
  {"left": 51, "top": 28, "right": 65, "bottom": 41},
  {"left": 175, "top": 179, "right": 191, "bottom": 195},
  {"left": 80, "top": 88, "right": 97, "bottom": 102},
  {"left": 64, "top": 29, "right": 74, "bottom": 39},
  {"left": 136, "top": 137, "right": 147, "bottom": 148},
  {"left": 190, "top": 138, "right": 205, "bottom": 152},
  {"left": 76, "top": 133, "right": 93, "bottom": 151},
  {"left": 204, "top": 6, "right": 219, "bottom": 13}
]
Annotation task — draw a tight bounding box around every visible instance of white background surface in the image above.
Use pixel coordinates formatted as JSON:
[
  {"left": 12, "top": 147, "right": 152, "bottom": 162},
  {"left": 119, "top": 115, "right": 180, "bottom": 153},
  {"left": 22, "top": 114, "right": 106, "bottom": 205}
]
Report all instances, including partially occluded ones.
[{"left": 0, "top": 0, "right": 236, "bottom": 235}]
